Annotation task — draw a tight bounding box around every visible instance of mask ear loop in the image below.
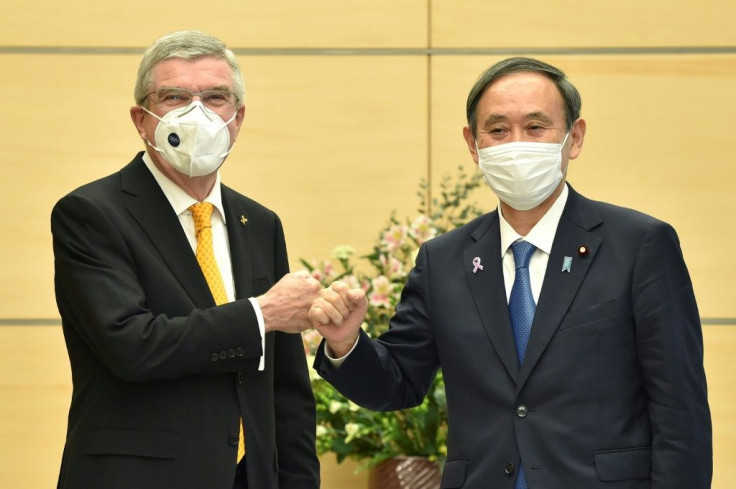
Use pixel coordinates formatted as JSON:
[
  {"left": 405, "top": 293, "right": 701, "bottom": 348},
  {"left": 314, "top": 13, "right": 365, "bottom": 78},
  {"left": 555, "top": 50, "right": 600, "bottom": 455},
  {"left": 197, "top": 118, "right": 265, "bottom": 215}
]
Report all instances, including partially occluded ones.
[
  {"left": 560, "top": 131, "right": 570, "bottom": 148},
  {"left": 139, "top": 106, "right": 167, "bottom": 154},
  {"left": 559, "top": 131, "right": 571, "bottom": 180},
  {"left": 215, "top": 109, "right": 239, "bottom": 159}
]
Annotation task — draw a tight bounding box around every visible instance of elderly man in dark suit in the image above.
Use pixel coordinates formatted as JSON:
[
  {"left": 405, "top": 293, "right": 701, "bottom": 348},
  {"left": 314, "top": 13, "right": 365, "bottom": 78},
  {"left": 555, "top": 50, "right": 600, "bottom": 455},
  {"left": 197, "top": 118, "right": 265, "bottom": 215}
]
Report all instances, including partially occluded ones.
[
  {"left": 309, "top": 57, "right": 712, "bottom": 489},
  {"left": 52, "top": 30, "right": 319, "bottom": 489}
]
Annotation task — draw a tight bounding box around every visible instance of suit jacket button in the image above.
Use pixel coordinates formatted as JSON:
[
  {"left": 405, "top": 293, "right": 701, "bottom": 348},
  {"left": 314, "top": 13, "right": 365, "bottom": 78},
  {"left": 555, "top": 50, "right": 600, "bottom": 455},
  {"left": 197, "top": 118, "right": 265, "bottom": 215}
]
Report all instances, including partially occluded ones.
[
  {"left": 229, "top": 433, "right": 239, "bottom": 446},
  {"left": 228, "top": 348, "right": 236, "bottom": 358},
  {"left": 516, "top": 405, "right": 528, "bottom": 418},
  {"left": 237, "top": 371, "right": 244, "bottom": 385},
  {"left": 220, "top": 351, "right": 228, "bottom": 360},
  {"left": 236, "top": 347, "right": 245, "bottom": 357},
  {"left": 505, "top": 462, "right": 515, "bottom": 476},
  {"left": 210, "top": 353, "right": 219, "bottom": 362}
]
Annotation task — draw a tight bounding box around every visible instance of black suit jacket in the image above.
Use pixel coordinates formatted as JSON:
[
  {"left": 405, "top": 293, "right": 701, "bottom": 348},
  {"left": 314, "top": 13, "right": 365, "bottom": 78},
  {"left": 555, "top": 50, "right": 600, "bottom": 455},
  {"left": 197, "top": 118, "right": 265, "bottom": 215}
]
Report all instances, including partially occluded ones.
[
  {"left": 316, "top": 186, "right": 711, "bottom": 489},
  {"left": 52, "top": 153, "right": 319, "bottom": 489}
]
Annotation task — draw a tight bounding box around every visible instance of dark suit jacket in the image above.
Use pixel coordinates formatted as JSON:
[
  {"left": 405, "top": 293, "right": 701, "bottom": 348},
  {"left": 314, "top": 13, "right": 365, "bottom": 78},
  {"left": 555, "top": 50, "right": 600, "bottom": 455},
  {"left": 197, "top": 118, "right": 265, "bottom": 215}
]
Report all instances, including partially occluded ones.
[
  {"left": 315, "top": 186, "right": 711, "bottom": 489},
  {"left": 52, "top": 153, "right": 319, "bottom": 489}
]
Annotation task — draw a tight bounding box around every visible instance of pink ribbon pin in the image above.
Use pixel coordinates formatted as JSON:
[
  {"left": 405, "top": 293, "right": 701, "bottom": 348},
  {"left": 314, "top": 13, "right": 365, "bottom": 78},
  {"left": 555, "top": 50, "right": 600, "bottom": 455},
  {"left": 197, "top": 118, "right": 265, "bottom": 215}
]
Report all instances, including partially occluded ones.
[{"left": 472, "top": 257, "right": 484, "bottom": 274}]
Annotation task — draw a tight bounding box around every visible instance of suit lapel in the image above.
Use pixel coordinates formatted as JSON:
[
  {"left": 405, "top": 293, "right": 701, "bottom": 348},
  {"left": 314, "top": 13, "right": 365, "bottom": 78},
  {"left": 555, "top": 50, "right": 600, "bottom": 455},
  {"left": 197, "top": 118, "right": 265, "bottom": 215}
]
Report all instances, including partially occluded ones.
[
  {"left": 221, "top": 188, "right": 254, "bottom": 300},
  {"left": 463, "top": 212, "right": 520, "bottom": 384},
  {"left": 121, "top": 155, "right": 215, "bottom": 308},
  {"left": 516, "top": 188, "right": 603, "bottom": 390}
]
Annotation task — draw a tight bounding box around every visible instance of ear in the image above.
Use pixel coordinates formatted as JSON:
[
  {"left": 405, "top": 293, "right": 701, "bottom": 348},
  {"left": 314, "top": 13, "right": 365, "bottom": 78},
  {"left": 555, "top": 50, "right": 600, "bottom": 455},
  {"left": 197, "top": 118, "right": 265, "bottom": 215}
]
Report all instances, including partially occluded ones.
[
  {"left": 130, "top": 106, "right": 148, "bottom": 140},
  {"left": 462, "top": 126, "right": 479, "bottom": 165},
  {"left": 568, "top": 118, "right": 586, "bottom": 160}
]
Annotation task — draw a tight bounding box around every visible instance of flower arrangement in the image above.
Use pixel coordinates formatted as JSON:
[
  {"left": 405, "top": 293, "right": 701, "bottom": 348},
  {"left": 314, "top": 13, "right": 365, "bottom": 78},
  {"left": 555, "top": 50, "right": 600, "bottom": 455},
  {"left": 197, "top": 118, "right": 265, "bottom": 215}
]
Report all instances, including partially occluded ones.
[{"left": 301, "top": 167, "right": 485, "bottom": 470}]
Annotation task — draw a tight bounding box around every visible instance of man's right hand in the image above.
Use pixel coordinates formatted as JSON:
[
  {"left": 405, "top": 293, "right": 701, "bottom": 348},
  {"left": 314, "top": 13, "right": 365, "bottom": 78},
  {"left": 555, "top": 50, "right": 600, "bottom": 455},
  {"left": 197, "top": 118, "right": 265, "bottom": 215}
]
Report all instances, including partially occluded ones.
[
  {"left": 257, "top": 272, "right": 321, "bottom": 334},
  {"left": 309, "top": 281, "right": 368, "bottom": 358}
]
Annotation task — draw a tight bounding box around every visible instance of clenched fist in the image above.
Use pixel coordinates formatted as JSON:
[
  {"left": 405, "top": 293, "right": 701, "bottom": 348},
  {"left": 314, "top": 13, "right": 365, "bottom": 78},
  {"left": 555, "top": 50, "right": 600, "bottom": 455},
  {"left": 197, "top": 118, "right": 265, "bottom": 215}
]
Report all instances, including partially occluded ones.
[{"left": 309, "top": 281, "right": 368, "bottom": 358}]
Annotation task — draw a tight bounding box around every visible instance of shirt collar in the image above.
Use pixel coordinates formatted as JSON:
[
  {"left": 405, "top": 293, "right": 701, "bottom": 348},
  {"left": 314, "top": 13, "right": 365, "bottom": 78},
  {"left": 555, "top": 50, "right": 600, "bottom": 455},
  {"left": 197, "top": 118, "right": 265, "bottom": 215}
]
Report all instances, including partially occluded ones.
[
  {"left": 142, "top": 151, "right": 226, "bottom": 222},
  {"left": 499, "top": 183, "right": 569, "bottom": 256}
]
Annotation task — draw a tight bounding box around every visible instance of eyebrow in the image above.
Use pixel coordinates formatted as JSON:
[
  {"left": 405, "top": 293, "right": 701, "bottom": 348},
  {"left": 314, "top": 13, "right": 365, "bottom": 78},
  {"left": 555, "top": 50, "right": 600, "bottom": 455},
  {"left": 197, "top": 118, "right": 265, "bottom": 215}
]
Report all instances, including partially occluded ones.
[
  {"left": 524, "top": 111, "right": 555, "bottom": 124},
  {"left": 157, "top": 84, "right": 232, "bottom": 92},
  {"left": 207, "top": 84, "right": 232, "bottom": 92},
  {"left": 481, "top": 111, "right": 555, "bottom": 127}
]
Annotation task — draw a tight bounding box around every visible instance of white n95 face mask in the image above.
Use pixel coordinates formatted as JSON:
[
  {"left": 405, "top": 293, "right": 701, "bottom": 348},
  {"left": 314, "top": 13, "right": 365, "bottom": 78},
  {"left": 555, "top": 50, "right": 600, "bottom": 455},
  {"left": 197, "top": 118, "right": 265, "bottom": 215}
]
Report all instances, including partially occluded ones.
[
  {"left": 477, "top": 132, "right": 569, "bottom": 211},
  {"left": 142, "top": 101, "right": 237, "bottom": 177}
]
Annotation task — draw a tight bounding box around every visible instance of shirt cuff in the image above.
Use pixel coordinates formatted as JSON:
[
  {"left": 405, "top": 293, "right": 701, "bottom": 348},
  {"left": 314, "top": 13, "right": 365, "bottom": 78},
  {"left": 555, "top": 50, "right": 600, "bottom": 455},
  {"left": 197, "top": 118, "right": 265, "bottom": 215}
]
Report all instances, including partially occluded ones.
[
  {"left": 324, "top": 336, "right": 360, "bottom": 368},
  {"left": 248, "top": 297, "right": 266, "bottom": 371}
]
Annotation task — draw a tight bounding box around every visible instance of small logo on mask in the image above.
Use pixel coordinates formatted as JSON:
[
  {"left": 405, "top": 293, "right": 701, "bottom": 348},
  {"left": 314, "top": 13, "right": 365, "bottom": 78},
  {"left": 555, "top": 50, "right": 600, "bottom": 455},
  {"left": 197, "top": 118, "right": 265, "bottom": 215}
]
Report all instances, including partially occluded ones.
[{"left": 167, "top": 133, "right": 181, "bottom": 147}]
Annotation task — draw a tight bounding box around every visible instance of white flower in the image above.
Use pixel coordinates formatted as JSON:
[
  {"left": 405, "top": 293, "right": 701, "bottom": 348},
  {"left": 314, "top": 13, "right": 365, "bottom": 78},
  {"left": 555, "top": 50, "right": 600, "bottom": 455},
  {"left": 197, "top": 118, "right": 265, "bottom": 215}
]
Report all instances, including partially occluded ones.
[
  {"left": 316, "top": 425, "right": 328, "bottom": 437},
  {"left": 329, "top": 400, "right": 343, "bottom": 414},
  {"left": 344, "top": 422, "right": 361, "bottom": 442},
  {"left": 332, "top": 245, "right": 356, "bottom": 261},
  {"left": 409, "top": 215, "right": 438, "bottom": 245}
]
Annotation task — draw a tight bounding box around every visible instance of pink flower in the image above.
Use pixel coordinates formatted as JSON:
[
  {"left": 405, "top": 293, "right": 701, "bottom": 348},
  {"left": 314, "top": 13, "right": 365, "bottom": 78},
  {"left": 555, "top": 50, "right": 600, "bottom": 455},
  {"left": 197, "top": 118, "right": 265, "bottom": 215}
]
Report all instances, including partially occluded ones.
[
  {"left": 368, "top": 275, "right": 392, "bottom": 309},
  {"left": 409, "top": 215, "right": 438, "bottom": 245},
  {"left": 382, "top": 224, "right": 408, "bottom": 252},
  {"left": 304, "top": 260, "right": 335, "bottom": 284}
]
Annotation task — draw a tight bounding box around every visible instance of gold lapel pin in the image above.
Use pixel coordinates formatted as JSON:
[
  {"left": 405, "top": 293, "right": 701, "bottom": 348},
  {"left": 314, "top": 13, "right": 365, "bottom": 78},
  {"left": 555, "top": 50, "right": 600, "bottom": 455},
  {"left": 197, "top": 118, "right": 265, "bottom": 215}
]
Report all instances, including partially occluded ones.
[
  {"left": 578, "top": 245, "right": 589, "bottom": 257},
  {"left": 240, "top": 215, "right": 248, "bottom": 226}
]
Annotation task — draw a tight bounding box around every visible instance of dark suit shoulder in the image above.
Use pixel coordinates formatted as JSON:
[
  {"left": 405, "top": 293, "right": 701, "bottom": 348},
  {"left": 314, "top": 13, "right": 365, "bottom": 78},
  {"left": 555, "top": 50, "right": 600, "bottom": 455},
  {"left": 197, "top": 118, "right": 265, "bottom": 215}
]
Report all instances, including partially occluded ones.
[
  {"left": 55, "top": 153, "right": 145, "bottom": 208},
  {"left": 58, "top": 170, "right": 121, "bottom": 203},
  {"left": 566, "top": 187, "right": 674, "bottom": 236}
]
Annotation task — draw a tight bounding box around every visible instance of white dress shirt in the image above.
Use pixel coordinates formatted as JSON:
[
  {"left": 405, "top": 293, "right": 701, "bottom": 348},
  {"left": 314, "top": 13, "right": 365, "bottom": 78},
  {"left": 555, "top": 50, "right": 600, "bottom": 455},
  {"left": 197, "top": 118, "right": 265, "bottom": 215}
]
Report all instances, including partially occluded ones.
[
  {"left": 143, "top": 152, "right": 265, "bottom": 370},
  {"left": 499, "top": 183, "right": 569, "bottom": 304}
]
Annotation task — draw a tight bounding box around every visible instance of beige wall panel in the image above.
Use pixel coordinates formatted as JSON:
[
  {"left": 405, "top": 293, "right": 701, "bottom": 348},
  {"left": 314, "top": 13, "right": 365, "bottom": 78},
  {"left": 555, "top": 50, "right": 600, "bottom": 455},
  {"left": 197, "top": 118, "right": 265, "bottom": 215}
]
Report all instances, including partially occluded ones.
[
  {"left": 223, "top": 55, "right": 428, "bottom": 271},
  {"left": 0, "top": 54, "right": 142, "bottom": 318},
  {"left": 431, "top": 0, "right": 736, "bottom": 48},
  {"left": 430, "top": 55, "right": 736, "bottom": 318},
  {"left": 320, "top": 456, "right": 369, "bottom": 489},
  {"left": 1, "top": 323, "right": 732, "bottom": 488},
  {"left": 0, "top": 54, "right": 427, "bottom": 318},
  {"left": 1, "top": 0, "right": 427, "bottom": 48},
  {"left": 0, "top": 326, "right": 71, "bottom": 488},
  {"left": 704, "top": 325, "right": 736, "bottom": 488}
]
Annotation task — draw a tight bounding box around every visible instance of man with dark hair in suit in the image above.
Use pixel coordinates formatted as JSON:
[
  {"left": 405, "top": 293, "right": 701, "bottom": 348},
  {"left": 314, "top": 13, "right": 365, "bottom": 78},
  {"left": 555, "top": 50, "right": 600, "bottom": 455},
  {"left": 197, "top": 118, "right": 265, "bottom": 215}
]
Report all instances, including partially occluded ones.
[
  {"left": 309, "top": 57, "right": 712, "bottom": 488},
  {"left": 52, "top": 30, "right": 319, "bottom": 489}
]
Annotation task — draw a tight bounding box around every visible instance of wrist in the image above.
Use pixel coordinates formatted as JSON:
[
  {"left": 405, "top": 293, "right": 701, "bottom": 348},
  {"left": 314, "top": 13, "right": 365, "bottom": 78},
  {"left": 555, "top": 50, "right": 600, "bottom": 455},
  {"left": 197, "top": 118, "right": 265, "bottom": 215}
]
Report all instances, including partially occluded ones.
[{"left": 326, "top": 335, "right": 359, "bottom": 359}]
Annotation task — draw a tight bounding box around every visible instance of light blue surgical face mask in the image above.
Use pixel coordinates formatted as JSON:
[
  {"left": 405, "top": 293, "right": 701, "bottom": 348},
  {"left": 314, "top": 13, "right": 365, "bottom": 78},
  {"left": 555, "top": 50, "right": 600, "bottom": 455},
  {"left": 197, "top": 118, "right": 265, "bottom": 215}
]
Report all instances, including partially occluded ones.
[
  {"left": 476, "top": 132, "right": 569, "bottom": 210},
  {"left": 142, "top": 101, "right": 237, "bottom": 177}
]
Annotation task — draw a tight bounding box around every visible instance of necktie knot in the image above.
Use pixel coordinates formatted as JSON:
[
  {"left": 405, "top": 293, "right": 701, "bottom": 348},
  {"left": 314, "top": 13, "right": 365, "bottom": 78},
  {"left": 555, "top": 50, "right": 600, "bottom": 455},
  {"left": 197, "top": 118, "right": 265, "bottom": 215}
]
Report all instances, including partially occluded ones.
[
  {"left": 190, "top": 202, "right": 214, "bottom": 235},
  {"left": 511, "top": 240, "right": 536, "bottom": 269}
]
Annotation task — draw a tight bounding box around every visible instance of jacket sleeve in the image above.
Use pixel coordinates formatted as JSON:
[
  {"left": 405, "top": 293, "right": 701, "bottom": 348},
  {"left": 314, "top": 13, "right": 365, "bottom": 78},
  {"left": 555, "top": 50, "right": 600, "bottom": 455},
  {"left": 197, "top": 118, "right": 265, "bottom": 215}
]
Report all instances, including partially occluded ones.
[
  {"left": 315, "top": 244, "right": 440, "bottom": 412},
  {"left": 632, "top": 221, "right": 712, "bottom": 488}
]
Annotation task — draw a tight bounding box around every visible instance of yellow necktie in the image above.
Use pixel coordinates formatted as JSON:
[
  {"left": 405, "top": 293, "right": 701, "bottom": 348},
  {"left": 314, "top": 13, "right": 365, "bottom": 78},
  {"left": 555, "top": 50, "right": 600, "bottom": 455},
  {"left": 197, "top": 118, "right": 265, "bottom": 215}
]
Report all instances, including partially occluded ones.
[{"left": 189, "top": 202, "right": 246, "bottom": 462}]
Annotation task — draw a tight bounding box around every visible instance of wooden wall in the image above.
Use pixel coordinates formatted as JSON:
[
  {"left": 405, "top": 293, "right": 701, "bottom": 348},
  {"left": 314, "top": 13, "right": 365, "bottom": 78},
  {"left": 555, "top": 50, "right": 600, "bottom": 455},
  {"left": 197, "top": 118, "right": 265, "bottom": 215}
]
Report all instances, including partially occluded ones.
[{"left": 1, "top": 0, "right": 733, "bottom": 487}]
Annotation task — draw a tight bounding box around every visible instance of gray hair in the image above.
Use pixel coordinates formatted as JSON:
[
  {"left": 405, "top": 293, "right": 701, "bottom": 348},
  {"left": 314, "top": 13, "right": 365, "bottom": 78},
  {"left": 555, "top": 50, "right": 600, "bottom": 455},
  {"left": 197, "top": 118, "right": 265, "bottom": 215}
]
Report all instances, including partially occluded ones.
[
  {"left": 466, "top": 57, "right": 581, "bottom": 137},
  {"left": 134, "top": 30, "right": 245, "bottom": 107}
]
